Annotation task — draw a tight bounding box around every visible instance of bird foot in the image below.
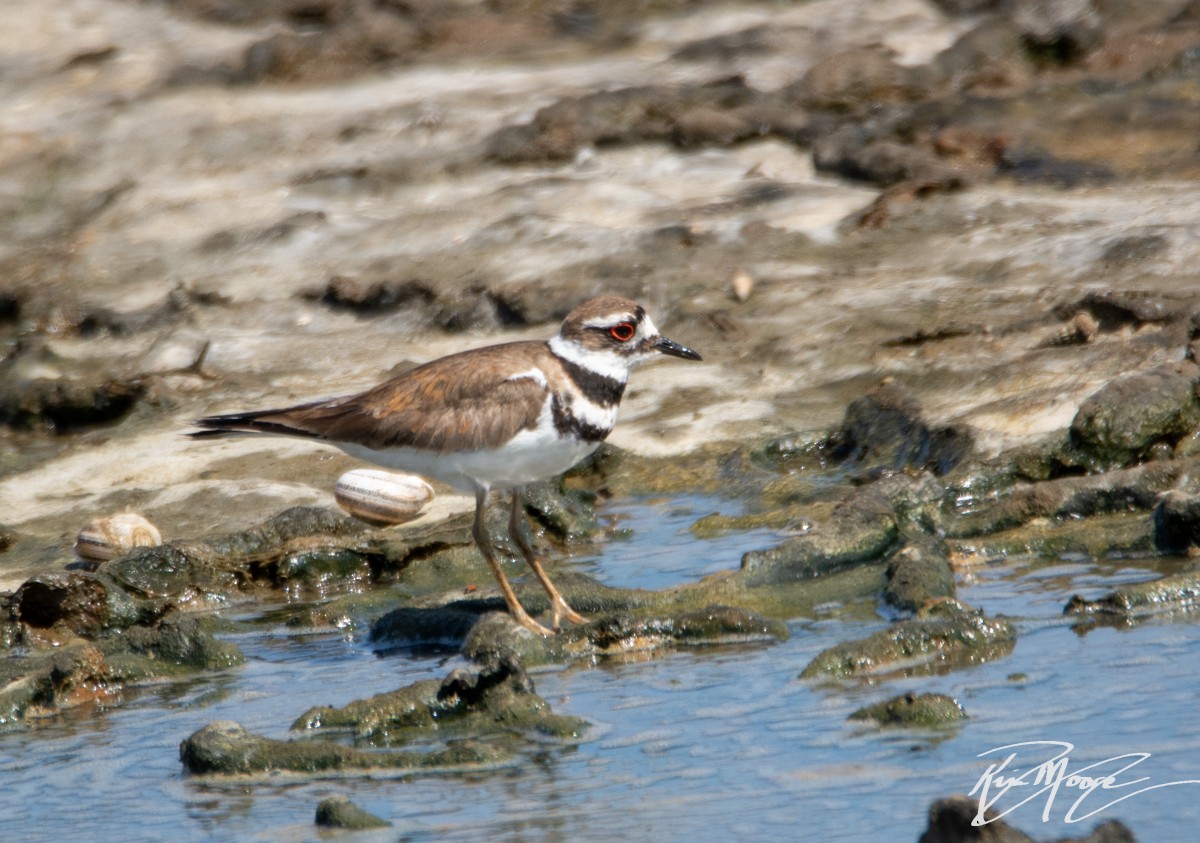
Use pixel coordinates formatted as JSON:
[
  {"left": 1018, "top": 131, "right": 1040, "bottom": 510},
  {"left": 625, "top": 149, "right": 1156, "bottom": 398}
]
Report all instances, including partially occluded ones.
[
  {"left": 508, "top": 605, "right": 558, "bottom": 637},
  {"left": 551, "top": 599, "right": 589, "bottom": 628}
]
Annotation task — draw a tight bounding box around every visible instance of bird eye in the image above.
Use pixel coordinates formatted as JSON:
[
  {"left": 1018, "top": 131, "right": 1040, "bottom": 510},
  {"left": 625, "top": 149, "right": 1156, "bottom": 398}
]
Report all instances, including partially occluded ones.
[{"left": 609, "top": 323, "right": 636, "bottom": 342}]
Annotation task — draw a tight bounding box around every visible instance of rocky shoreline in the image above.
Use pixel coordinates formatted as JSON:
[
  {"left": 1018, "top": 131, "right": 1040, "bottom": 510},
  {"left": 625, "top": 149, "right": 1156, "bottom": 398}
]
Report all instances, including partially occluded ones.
[{"left": 5, "top": 0, "right": 1200, "bottom": 839}]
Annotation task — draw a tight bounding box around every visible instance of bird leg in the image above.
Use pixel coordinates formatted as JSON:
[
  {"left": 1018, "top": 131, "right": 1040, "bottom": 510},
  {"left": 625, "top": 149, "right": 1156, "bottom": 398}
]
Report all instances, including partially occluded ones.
[
  {"left": 472, "top": 488, "right": 556, "bottom": 636},
  {"left": 509, "top": 489, "right": 589, "bottom": 628}
]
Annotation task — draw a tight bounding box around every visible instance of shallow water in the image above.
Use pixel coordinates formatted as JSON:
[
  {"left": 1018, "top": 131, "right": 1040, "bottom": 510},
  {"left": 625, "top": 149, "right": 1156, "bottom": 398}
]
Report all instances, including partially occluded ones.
[
  {"left": 576, "top": 494, "right": 781, "bottom": 591},
  {"left": 3, "top": 497, "right": 1200, "bottom": 842}
]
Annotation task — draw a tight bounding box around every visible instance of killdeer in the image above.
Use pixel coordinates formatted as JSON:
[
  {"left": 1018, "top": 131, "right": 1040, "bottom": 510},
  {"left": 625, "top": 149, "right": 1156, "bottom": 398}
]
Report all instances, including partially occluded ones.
[{"left": 190, "top": 296, "right": 701, "bottom": 636}]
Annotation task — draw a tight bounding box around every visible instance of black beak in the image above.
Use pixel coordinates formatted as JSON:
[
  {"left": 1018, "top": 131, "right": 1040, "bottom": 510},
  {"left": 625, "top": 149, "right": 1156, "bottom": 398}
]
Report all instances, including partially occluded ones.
[{"left": 655, "top": 335, "right": 702, "bottom": 361}]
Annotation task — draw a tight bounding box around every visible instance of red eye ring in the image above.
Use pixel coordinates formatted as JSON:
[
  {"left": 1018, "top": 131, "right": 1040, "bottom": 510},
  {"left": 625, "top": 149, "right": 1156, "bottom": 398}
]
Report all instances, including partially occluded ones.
[{"left": 609, "top": 323, "right": 636, "bottom": 342}]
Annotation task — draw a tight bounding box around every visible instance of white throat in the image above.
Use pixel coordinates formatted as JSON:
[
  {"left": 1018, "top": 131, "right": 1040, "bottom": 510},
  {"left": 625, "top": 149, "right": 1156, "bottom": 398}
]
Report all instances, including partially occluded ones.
[{"left": 548, "top": 335, "right": 632, "bottom": 383}]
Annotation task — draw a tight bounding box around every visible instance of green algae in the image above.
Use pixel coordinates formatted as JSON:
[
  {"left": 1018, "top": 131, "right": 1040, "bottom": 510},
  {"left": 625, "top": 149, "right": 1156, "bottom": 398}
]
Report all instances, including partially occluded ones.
[
  {"left": 849, "top": 691, "right": 967, "bottom": 728},
  {"left": 180, "top": 720, "right": 508, "bottom": 776},
  {"left": 801, "top": 600, "right": 1015, "bottom": 679},
  {"left": 315, "top": 796, "right": 391, "bottom": 829},
  {"left": 292, "top": 654, "right": 585, "bottom": 744},
  {"left": 882, "top": 532, "right": 955, "bottom": 613},
  {"left": 949, "top": 510, "right": 1158, "bottom": 561},
  {"left": 1065, "top": 568, "right": 1200, "bottom": 620}
]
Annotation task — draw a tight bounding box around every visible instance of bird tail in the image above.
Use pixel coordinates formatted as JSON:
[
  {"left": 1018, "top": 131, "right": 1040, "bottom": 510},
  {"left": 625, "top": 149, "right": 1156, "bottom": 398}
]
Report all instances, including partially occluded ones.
[{"left": 188, "top": 405, "right": 326, "bottom": 440}]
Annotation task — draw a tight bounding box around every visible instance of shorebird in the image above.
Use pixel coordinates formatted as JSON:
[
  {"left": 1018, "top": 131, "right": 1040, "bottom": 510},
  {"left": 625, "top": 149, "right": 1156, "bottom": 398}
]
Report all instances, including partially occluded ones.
[{"left": 190, "top": 296, "right": 701, "bottom": 635}]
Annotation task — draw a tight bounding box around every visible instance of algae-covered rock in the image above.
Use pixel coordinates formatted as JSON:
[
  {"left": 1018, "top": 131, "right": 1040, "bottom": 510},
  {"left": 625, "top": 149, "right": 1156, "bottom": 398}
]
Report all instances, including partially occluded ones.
[
  {"left": 831, "top": 380, "right": 973, "bottom": 476},
  {"left": 99, "top": 544, "right": 242, "bottom": 604},
  {"left": 205, "top": 505, "right": 368, "bottom": 558},
  {"left": 180, "top": 720, "right": 507, "bottom": 775},
  {"left": 0, "top": 641, "right": 117, "bottom": 727},
  {"left": 944, "top": 431, "right": 1076, "bottom": 491},
  {"left": 944, "top": 458, "right": 1197, "bottom": 538},
  {"left": 0, "top": 611, "right": 242, "bottom": 727},
  {"left": 376, "top": 602, "right": 787, "bottom": 689},
  {"left": 883, "top": 534, "right": 956, "bottom": 613},
  {"left": 740, "top": 483, "right": 898, "bottom": 583},
  {"left": 102, "top": 612, "right": 245, "bottom": 678},
  {"left": 802, "top": 600, "right": 1015, "bottom": 678},
  {"left": 741, "top": 472, "right": 942, "bottom": 585},
  {"left": 315, "top": 796, "right": 391, "bottom": 829},
  {"left": 434, "top": 654, "right": 583, "bottom": 737},
  {"left": 572, "top": 606, "right": 787, "bottom": 652},
  {"left": 295, "top": 678, "right": 443, "bottom": 735},
  {"left": 457, "top": 606, "right": 787, "bottom": 667},
  {"left": 1070, "top": 363, "right": 1200, "bottom": 468},
  {"left": 1154, "top": 489, "right": 1200, "bottom": 552},
  {"left": 292, "top": 653, "right": 585, "bottom": 743},
  {"left": 1064, "top": 569, "right": 1200, "bottom": 620},
  {"left": 181, "top": 631, "right": 585, "bottom": 779},
  {"left": 849, "top": 691, "right": 966, "bottom": 728},
  {"left": 12, "top": 571, "right": 128, "bottom": 636},
  {"left": 100, "top": 506, "right": 370, "bottom": 602},
  {"left": 373, "top": 558, "right": 797, "bottom": 658},
  {"left": 951, "top": 510, "right": 1159, "bottom": 561}
]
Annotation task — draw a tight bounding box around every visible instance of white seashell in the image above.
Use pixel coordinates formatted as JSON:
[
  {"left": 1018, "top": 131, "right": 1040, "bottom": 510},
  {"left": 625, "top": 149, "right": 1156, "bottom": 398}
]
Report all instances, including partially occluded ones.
[
  {"left": 334, "top": 470, "right": 434, "bottom": 527},
  {"left": 730, "top": 268, "right": 754, "bottom": 302},
  {"left": 74, "top": 513, "right": 163, "bottom": 563}
]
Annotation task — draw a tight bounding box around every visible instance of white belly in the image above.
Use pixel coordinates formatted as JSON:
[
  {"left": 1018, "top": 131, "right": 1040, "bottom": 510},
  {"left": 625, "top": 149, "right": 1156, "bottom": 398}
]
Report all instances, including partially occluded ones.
[{"left": 337, "top": 428, "right": 599, "bottom": 492}]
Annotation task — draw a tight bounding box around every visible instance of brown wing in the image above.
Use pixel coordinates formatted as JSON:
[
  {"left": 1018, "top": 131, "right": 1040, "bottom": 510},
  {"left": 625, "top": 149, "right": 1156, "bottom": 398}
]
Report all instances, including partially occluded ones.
[{"left": 191, "top": 341, "right": 550, "bottom": 454}]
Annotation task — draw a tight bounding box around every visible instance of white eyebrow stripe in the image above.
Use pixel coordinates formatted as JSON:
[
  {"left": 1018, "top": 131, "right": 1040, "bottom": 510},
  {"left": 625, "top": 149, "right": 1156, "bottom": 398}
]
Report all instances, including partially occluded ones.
[
  {"left": 582, "top": 312, "right": 638, "bottom": 329},
  {"left": 506, "top": 367, "right": 548, "bottom": 387}
]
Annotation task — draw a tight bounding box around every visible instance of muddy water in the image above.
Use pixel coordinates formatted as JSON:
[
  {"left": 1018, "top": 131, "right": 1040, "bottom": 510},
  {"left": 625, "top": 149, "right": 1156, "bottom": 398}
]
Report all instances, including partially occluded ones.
[{"left": 3, "top": 497, "right": 1199, "bottom": 842}]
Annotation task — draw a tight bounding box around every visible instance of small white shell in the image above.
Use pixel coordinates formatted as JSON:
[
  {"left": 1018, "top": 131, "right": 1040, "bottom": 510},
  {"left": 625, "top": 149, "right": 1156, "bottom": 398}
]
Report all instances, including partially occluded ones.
[
  {"left": 74, "top": 513, "right": 163, "bottom": 563},
  {"left": 334, "top": 470, "right": 434, "bottom": 527},
  {"left": 730, "top": 268, "right": 754, "bottom": 302}
]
